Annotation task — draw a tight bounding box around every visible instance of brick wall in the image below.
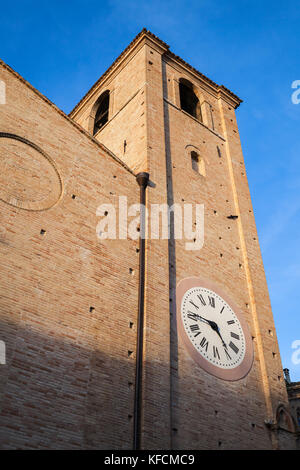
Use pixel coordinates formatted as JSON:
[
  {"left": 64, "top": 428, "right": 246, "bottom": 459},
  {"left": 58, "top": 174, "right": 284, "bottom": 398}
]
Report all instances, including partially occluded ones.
[
  {"left": 0, "top": 29, "right": 296, "bottom": 450},
  {"left": 0, "top": 62, "right": 140, "bottom": 449}
]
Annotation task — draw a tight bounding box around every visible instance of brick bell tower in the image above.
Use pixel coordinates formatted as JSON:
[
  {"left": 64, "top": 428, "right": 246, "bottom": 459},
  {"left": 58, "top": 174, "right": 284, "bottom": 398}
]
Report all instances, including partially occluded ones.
[
  {"left": 69, "top": 29, "right": 296, "bottom": 450},
  {"left": 0, "top": 29, "right": 296, "bottom": 450}
]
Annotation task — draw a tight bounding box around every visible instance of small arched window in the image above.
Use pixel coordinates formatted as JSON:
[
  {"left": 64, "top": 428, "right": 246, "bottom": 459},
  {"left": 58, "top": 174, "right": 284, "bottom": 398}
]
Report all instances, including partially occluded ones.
[
  {"left": 191, "top": 150, "right": 205, "bottom": 176},
  {"left": 179, "top": 79, "right": 202, "bottom": 121},
  {"left": 297, "top": 408, "right": 300, "bottom": 427},
  {"left": 93, "top": 91, "right": 110, "bottom": 135},
  {"left": 191, "top": 151, "right": 199, "bottom": 172}
]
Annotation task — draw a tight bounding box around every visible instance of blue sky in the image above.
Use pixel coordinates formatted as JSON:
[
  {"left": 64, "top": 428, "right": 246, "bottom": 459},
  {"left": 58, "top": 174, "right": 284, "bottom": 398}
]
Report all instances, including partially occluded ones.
[{"left": 1, "top": 0, "right": 299, "bottom": 380}]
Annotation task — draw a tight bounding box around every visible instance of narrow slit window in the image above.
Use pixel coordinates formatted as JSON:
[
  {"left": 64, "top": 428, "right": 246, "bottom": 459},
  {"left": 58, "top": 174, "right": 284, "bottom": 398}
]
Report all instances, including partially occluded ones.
[{"left": 93, "top": 91, "right": 110, "bottom": 135}]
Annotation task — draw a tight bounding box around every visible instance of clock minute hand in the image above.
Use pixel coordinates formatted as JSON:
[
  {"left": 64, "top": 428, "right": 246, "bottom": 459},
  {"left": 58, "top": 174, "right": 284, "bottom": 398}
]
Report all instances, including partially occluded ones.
[
  {"left": 203, "top": 318, "right": 227, "bottom": 348},
  {"left": 214, "top": 328, "right": 227, "bottom": 349},
  {"left": 206, "top": 320, "right": 228, "bottom": 348}
]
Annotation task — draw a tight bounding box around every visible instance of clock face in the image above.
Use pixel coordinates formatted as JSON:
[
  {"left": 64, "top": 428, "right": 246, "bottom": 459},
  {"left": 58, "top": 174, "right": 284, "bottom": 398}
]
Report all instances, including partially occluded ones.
[{"left": 176, "top": 277, "right": 253, "bottom": 381}]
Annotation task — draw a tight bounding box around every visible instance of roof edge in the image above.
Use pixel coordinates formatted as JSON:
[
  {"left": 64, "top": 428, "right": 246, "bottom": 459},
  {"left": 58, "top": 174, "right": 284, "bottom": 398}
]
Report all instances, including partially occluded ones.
[
  {"left": 69, "top": 28, "right": 242, "bottom": 117},
  {"left": 69, "top": 28, "right": 168, "bottom": 117}
]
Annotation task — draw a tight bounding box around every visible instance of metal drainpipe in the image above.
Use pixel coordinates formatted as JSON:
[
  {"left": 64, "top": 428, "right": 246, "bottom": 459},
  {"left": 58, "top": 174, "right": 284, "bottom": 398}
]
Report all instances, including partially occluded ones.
[{"left": 133, "top": 171, "right": 149, "bottom": 450}]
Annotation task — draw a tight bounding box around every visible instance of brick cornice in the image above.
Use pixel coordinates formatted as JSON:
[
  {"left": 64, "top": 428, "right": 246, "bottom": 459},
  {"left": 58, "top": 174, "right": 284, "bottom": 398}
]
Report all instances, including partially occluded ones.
[
  {"left": 69, "top": 29, "right": 169, "bottom": 118},
  {"left": 69, "top": 28, "right": 242, "bottom": 118}
]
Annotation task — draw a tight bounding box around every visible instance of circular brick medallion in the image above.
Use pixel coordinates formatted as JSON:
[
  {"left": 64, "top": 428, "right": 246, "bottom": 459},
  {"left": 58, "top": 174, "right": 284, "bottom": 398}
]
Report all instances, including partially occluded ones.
[{"left": 0, "top": 133, "right": 63, "bottom": 211}]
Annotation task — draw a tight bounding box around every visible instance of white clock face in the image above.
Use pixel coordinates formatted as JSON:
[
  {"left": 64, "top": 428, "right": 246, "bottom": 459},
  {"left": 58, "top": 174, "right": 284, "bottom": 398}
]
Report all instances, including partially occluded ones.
[{"left": 181, "top": 286, "right": 246, "bottom": 370}]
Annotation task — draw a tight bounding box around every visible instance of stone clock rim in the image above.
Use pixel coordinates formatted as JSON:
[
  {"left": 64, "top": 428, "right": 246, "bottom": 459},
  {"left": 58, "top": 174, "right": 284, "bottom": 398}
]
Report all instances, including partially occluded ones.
[{"left": 176, "top": 276, "right": 254, "bottom": 381}]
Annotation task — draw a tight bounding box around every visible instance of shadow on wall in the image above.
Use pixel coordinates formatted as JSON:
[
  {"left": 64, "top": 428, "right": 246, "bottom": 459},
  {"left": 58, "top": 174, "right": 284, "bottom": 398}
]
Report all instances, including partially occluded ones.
[
  {"left": 0, "top": 317, "right": 136, "bottom": 450},
  {"left": 0, "top": 312, "right": 297, "bottom": 449}
]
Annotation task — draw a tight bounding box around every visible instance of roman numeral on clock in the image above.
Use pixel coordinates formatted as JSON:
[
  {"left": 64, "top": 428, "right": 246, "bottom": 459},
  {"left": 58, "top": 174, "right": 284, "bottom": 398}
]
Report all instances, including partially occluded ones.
[
  {"left": 208, "top": 296, "right": 215, "bottom": 308},
  {"left": 200, "top": 337, "right": 209, "bottom": 351},
  {"left": 229, "top": 341, "right": 239, "bottom": 354},
  {"left": 189, "top": 300, "right": 199, "bottom": 310},
  {"left": 227, "top": 320, "right": 235, "bottom": 325},
  {"left": 230, "top": 332, "right": 240, "bottom": 340},
  {"left": 190, "top": 324, "right": 200, "bottom": 337},
  {"left": 197, "top": 294, "right": 206, "bottom": 306},
  {"left": 187, "top": 312, "right": 199, "bottom": 322},
  {"left": 220, "top": 306, "right": 225, "bottom": 314},
  {"left": 213, "top": 346, "right": 220, "bottom": 360}
]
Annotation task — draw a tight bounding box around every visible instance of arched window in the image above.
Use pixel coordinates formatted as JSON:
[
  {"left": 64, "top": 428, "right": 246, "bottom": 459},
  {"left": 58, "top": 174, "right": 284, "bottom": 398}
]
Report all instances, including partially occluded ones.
[
  {"left": 276, "top": 405, "right": 295, "bottom": 432},
  {"left": 297, "top": 408, "right": 300, "bottom": 427},
  {"left": 190, "top": 150, "right": 205, "bottom": 176},
  {"left": 93, "top": 91, "right": 110, "bottom": 135},
  {"left": 179, "top": 79, "right": 202, "bottom": 121},
  {"left": 191, "top": 151, "right": 199, "bottom": 172}
]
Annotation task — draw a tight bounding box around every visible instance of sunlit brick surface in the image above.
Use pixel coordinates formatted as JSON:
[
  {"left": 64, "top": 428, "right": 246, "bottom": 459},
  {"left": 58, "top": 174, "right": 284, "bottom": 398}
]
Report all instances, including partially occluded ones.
[{"left": 0, "top": 30, "right": 296, "bottom": 449}]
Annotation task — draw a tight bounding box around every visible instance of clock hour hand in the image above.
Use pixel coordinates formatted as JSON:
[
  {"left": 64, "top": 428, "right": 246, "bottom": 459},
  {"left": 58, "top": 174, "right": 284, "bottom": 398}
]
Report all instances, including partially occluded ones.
[
  {"left": 190, "top": 313, "right": 227, "bottom": 345},
  {"left": 191, "top": 312, "right": 228, "bottom": 350},
  {"left": 193, "top": 314, "right": 221, "bottom": 336},
  {"left": 194, "top": 314, "right": 215, "bottom": 327},
  {"left": 197, "top": 314, "right": 210, "bottom": 325}
]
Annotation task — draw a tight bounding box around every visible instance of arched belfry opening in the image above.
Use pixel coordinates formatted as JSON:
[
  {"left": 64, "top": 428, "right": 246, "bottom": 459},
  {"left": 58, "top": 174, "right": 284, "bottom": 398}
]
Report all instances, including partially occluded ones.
[
  {"left": 93, "top": 90, "right": 110, "bottom": 135},
  {"left": 179, "top": 78, "right": 202, "bottom": 121}
]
